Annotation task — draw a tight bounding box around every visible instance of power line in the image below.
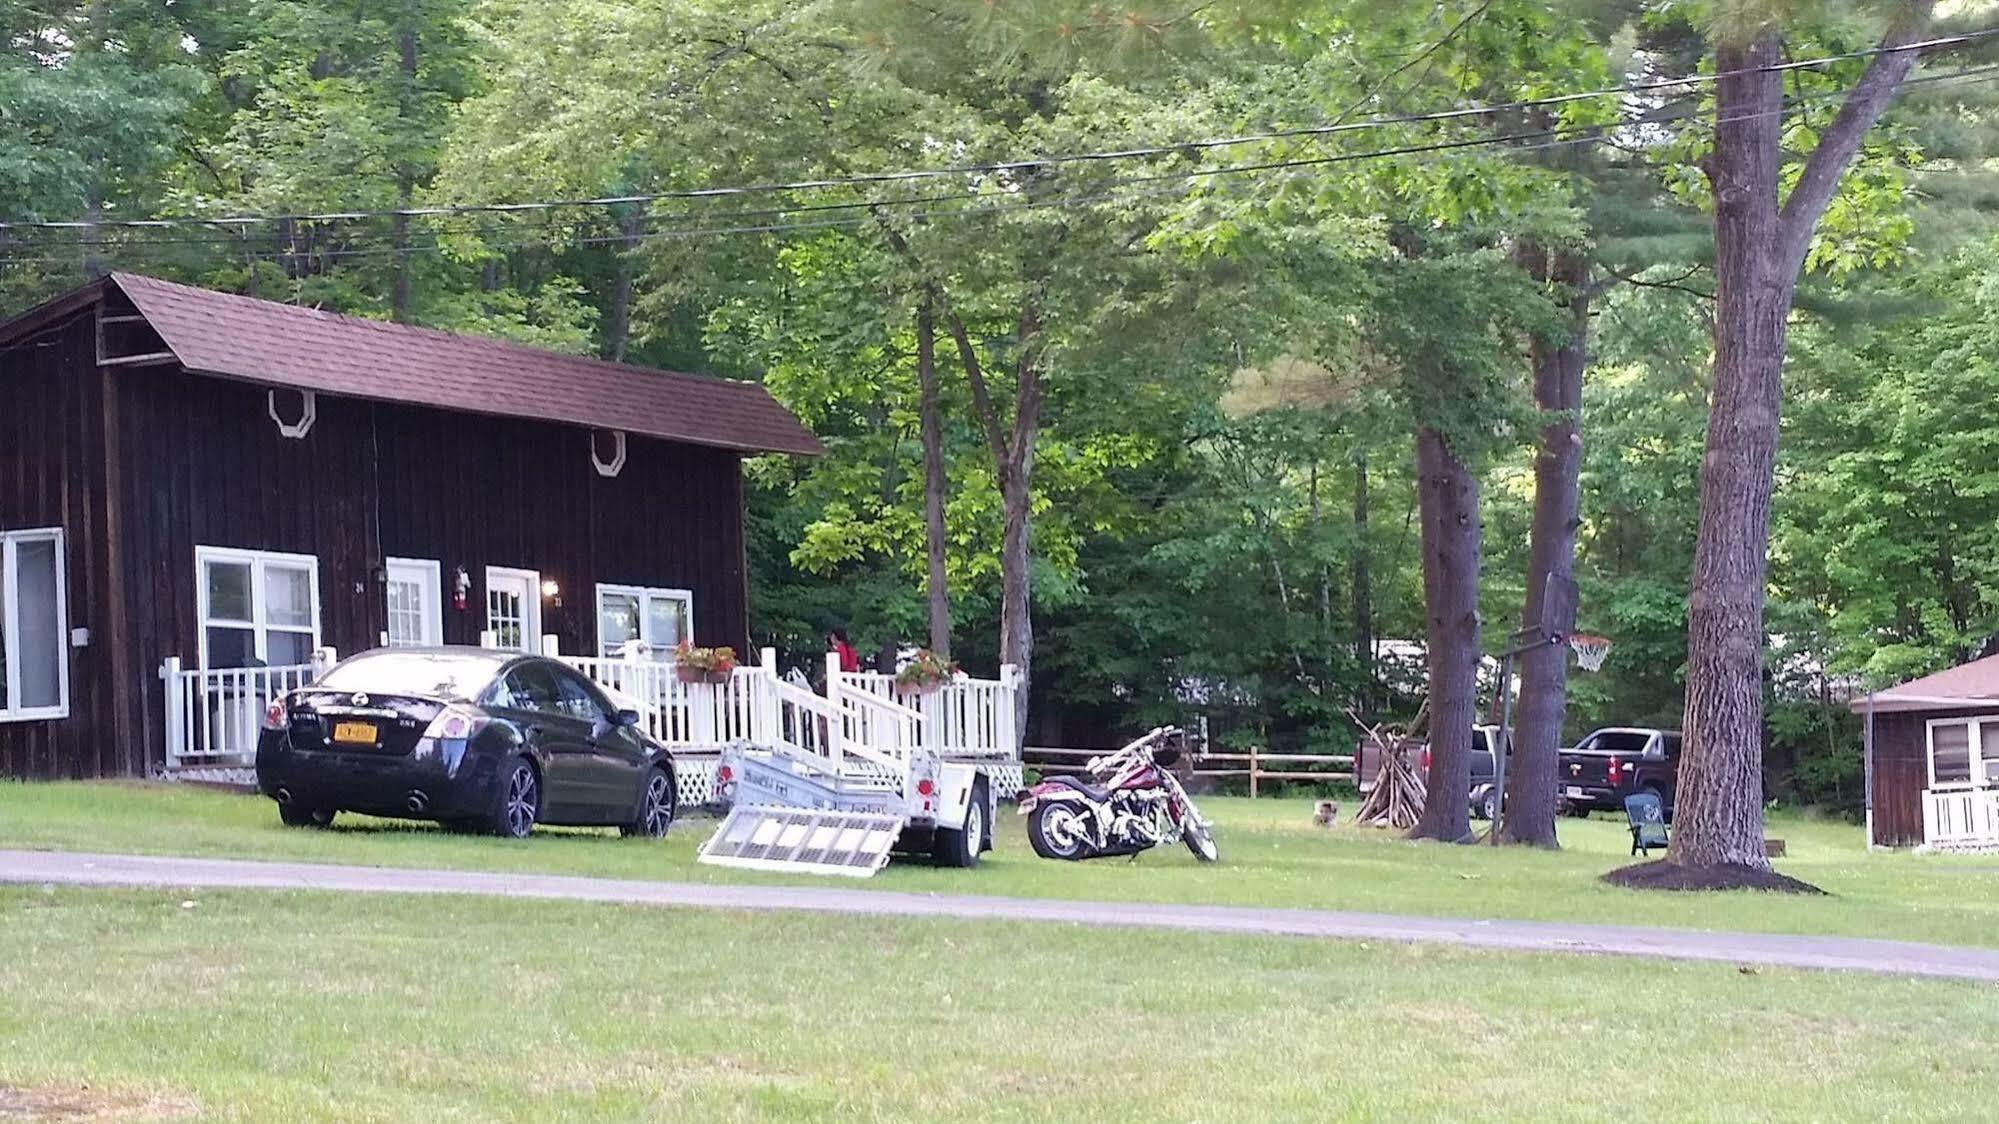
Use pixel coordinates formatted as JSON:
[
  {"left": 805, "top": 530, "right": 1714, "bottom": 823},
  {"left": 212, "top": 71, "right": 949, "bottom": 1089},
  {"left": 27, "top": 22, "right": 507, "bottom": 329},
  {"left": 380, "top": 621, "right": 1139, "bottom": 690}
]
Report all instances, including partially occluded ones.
[
  {"left": 6, "top": 62, "right": 1996, "bottom": 269},
  {"left": 3, "top": 27, "right": 1996, "bottom": 235}
]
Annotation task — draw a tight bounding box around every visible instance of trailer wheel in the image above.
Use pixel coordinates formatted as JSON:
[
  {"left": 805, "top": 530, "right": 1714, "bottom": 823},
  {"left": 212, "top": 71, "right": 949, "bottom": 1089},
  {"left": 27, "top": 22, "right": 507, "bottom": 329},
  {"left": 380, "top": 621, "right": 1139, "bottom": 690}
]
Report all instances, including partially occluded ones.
[{"left": 933, "top": 778, "right": 988, "bottom": 868}]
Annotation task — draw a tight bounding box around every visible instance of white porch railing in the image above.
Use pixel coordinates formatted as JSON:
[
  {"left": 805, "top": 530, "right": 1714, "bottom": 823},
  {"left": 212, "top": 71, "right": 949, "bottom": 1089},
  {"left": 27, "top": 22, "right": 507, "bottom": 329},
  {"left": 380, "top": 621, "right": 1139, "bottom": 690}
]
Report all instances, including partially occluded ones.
[
  {"left": 834, "top": 661, "right": 1022, "bottom": 758},
  {"left": 558, "top": 653, "right": 770, "bottom": 749},
  {"left": 161, "top": 649, "right": 338, "bottom": 769},
  {"left": 158, "top": 641, "right": 1021, "bottom": 797},
  {"left": 1922, "top": 787, "right": 1999, "bottom": 851}
]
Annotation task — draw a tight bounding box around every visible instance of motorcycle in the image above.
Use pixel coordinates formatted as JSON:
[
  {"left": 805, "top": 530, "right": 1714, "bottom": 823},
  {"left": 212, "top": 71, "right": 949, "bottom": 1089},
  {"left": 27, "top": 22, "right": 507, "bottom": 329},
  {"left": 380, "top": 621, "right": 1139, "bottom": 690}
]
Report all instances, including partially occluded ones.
[{"left": 1018, "top": 726, "right": 1219, "bottom": 863}]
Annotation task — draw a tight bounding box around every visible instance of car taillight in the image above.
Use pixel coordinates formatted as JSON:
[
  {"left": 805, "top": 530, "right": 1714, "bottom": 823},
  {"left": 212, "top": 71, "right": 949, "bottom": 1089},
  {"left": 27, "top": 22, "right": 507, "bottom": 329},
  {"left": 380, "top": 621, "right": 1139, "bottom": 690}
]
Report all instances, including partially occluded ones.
[
  {"left": 261, "top": 697, "right": 289, "bottom": 731},
  {"left": 1606, "top": 756, "right": 1622, "bottom": 785},
  {"left": 422, "top": 706, "right": 477, "bottom": 741}
]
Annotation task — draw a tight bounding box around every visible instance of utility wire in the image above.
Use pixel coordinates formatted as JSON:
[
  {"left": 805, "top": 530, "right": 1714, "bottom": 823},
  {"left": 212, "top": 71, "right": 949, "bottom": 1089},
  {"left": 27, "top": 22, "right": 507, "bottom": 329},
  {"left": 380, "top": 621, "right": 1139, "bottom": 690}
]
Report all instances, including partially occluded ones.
[
  {"left": 3, "top": 27, "right": 1996, "bottom": 234},
  {"left": 5, "top": 62, "right": 1996, "bottom": 268}
]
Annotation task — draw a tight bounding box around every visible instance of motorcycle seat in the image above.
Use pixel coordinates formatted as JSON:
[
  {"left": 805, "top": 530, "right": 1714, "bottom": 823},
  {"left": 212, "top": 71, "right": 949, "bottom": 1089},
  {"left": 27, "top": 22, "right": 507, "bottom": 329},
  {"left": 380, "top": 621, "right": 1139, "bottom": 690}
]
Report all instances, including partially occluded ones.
[{"left": 1046, "top": 774, "right": 1113, "bottom": 802}]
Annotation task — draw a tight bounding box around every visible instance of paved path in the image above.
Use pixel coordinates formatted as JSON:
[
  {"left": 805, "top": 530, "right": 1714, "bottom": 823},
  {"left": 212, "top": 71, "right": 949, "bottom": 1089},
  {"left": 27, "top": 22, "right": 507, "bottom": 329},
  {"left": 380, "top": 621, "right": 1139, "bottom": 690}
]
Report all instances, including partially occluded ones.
[{"left": 5, "top": 849, "right": 1997, "bottom": 982}]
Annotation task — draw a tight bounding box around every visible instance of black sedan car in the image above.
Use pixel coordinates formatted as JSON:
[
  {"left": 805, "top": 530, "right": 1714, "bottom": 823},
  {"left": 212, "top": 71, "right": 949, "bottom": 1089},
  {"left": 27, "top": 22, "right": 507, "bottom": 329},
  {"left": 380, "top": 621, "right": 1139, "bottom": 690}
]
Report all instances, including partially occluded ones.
[{"left": 255, "top": 647, "right": 677, "bottom": 839}]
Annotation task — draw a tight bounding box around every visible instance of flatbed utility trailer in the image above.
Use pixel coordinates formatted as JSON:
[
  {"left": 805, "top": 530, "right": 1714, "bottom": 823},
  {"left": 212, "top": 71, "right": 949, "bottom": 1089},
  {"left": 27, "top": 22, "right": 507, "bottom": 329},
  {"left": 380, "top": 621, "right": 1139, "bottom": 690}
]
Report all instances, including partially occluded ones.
[{"left": 697, "top": 669, "right": 999, "bottom": 877}]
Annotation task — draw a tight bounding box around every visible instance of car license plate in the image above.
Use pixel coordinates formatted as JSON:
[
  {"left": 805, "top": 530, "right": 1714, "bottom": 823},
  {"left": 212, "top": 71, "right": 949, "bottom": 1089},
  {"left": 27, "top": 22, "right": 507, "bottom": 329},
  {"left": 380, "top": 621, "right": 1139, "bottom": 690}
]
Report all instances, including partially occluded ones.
[
  {"left": 1563, "top": 785, "right": 1588, "bottom": 799},
  {"left": 332, "top": 721, "right": 377, "bottom": 745}
]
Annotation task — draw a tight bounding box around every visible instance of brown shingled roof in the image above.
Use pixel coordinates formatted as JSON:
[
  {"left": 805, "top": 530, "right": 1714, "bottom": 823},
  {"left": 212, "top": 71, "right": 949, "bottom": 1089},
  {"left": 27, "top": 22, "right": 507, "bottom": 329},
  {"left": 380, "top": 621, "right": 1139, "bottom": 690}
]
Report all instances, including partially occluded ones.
[
  {"left": 1849, "top": 652, "right": 1999, "bottom": 714},
  {"left": 78, "top": 273, "right": 818, "bottom": 456}
]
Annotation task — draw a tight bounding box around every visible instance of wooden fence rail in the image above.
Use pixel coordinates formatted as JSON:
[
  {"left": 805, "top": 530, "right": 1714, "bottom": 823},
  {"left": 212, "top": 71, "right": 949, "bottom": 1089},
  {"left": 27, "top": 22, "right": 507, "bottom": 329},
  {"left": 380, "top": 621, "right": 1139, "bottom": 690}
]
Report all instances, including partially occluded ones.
[{"left": 1022, "top": 746, "right": 1354, "bottom": 797}]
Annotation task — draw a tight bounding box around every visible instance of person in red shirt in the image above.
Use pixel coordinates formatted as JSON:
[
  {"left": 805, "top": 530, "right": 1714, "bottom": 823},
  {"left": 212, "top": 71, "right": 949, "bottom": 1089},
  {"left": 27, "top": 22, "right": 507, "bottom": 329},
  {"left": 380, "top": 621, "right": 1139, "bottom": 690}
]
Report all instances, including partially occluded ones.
[{"left": 828, "top": 628, "right": 860, "bottom": 674}]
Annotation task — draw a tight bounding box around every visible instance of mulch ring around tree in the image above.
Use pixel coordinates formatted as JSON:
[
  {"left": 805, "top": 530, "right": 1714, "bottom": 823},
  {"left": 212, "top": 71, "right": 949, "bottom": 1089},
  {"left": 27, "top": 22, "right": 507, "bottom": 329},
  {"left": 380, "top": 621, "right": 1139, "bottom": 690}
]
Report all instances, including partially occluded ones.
[{"left": 1601, "top": 860, "right": 1826, "bottom": 895}]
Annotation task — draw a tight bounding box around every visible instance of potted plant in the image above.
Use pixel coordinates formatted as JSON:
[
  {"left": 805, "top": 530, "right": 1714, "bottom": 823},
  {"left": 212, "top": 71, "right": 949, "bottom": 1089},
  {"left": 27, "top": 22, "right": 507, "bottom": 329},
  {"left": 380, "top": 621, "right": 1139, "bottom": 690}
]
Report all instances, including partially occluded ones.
[
  {"left": 673, "top": 640, "right": 736, "bottom": 684},
  {"left": 895, "top": 649, "right": 959, "bottom": 695}
]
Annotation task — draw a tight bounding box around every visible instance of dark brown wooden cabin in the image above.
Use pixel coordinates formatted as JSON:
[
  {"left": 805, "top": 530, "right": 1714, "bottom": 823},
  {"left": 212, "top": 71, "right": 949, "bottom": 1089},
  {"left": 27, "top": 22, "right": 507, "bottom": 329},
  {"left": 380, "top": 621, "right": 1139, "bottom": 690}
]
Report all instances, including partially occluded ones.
[
  {"left": 0, "top": 272, "right": 818, "bottom": 780},
  {"left": 1852, "top": 654, "right": 1999, "bottom": 850}
]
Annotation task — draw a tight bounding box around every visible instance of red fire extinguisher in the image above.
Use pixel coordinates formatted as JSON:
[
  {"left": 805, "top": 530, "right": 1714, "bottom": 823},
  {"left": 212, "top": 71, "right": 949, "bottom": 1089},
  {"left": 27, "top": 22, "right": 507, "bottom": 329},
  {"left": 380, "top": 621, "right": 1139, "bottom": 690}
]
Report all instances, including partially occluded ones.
[{"left": 453, "top": 565, "right": 470, "bottom": 611}]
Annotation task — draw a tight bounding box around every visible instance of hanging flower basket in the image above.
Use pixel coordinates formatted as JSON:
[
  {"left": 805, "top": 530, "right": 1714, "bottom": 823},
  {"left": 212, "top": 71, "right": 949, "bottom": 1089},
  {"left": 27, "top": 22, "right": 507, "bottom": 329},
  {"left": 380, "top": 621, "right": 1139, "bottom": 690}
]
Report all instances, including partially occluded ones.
[
  {"left": 895, "top": 649, "right": 960, "bottom": 695},
  {"left": 674, "top": 642, "right": 736, "bottom": 684}
]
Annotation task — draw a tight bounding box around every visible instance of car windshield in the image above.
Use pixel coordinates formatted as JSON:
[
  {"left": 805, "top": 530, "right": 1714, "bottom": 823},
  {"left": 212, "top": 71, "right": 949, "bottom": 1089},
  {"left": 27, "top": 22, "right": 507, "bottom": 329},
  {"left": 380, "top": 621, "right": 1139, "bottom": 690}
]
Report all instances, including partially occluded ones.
[{"left": 315, "top": 652, "right": 503, "bottom": 700}]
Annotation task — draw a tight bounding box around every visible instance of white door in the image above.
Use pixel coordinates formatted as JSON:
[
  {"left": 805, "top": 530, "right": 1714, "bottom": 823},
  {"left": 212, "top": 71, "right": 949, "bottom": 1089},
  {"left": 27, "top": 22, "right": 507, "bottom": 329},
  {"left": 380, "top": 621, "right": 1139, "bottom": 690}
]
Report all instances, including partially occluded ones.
[
  {"left": 384, "top": 558, "right": 442, "bottom": 648},
  {"left": 485, "top": 567, "right": 542, "bottom": 652}
]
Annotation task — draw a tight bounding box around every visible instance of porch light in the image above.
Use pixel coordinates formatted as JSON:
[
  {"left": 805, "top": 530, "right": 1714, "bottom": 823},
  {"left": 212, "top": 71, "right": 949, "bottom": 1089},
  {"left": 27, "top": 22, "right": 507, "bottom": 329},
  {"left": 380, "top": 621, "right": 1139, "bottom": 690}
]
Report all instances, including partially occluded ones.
[{"left": 540, "top": 579, "right": 560, "bottom": 600}]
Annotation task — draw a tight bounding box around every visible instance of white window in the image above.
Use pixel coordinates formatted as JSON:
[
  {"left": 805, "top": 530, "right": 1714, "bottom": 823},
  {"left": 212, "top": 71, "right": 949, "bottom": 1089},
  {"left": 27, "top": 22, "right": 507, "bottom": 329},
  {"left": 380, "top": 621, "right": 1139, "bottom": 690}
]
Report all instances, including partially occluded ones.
[
  {"left": 1925, "top": 717, "right": 1999, "bottom": 790},
  {"left": 485, "top": 566, "right": 542, "bottom": 652},
  {"left": 1, "top": 528, "right": 69, "bottom": 722},
  {"left": 196, "top": 546, "right": 320, "bottom": 670},
  {"left": 383, "top": 558, "right": 442, "bottom": 647},
  {"left": 596, "top": 584, "right": 694, "bottom": 658}
]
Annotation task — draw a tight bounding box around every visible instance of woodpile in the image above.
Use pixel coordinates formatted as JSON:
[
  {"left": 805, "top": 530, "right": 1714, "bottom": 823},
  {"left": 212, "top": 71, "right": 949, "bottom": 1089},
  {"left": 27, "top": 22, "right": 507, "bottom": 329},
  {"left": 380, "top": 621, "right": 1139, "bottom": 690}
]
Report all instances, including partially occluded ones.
[{"left": 1348, "top": 703, "right": 1428, "bottom": 830}]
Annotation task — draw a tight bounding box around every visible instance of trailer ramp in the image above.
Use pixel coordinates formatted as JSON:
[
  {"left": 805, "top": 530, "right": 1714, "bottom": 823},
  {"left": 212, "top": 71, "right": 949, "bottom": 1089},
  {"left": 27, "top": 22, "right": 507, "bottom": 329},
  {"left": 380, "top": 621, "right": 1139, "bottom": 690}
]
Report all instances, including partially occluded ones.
[{"left": 698, "top": 805, "right": 906, "bottom": 877}]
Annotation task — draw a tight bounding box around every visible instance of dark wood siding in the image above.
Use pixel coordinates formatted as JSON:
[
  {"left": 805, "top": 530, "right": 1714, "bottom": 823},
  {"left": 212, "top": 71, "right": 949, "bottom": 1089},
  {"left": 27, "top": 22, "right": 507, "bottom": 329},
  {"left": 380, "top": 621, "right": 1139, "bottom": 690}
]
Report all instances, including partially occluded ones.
[
  {"left": 96, "top": 369, "right": 749, "bottom": 778},
  {"left": 0, "top": 312, "right": 126, "bottom": 778},
  {"left": 1865, "top": 705, "right": 1999, "bottom": 848}
]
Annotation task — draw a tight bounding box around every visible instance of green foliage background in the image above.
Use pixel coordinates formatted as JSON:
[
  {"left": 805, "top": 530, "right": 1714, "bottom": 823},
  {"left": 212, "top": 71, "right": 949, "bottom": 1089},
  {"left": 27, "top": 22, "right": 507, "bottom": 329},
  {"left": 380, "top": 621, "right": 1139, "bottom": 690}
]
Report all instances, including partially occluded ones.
[{"left": 6, "top": 0, "right": 1999, "bottom": 813}]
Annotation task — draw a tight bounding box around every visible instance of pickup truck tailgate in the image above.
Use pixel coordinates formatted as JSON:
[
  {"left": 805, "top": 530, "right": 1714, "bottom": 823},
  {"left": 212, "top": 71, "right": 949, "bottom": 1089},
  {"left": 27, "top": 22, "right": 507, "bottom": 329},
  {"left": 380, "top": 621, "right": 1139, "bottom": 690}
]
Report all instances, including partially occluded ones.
[{"left": 1561, "top": 751, "right": 1621, "bottom": 785}]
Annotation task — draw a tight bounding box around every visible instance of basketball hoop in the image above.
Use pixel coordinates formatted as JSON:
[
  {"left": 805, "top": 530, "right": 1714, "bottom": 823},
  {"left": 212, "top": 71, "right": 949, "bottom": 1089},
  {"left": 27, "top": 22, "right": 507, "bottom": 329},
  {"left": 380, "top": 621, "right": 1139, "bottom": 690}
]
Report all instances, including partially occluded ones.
[{"left": 1568, "top": 634, "right": 1612, "bottom": 673}]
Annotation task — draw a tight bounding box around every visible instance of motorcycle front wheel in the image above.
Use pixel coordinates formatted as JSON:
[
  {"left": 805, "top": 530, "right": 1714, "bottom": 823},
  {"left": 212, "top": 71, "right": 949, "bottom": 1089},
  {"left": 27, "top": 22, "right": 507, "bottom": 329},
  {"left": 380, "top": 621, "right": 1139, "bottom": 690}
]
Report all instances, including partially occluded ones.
[
  {"left": 1183, "top": 821, "right": 1220, "bottom": 863},
  {"left": 1027, "top": 802, "right": 1094, "bottom": 861}
]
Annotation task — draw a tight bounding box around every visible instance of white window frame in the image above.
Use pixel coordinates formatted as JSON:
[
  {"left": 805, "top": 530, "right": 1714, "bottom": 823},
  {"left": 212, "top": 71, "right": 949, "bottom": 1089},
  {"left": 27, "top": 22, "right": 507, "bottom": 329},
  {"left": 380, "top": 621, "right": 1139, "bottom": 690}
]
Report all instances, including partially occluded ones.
[
  {"left": 0, "top": 527, "right": 70, "bottom": 723},
  {"left": 194, "top": 545, "right": 322, "bottom": 670},
  {"left": 1924, "top": 716, "right": 1999, "bottom": 791},
  {"left": 595, "top": 583, "right": 695, "bottom": 657},
  {"left": 383, "top": 557, "right": 443, "bottom": 648},
  {"left": 485, "top": 566, "right": 543, "bottom": 653}
]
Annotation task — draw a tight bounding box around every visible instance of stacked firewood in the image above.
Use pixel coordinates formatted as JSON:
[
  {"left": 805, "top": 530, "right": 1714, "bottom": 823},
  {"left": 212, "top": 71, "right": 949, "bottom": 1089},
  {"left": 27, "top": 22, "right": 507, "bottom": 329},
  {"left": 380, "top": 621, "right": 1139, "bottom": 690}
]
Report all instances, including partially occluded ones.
[{"left": 1347, "top": 703, "right": 1428, "bottom": 830}]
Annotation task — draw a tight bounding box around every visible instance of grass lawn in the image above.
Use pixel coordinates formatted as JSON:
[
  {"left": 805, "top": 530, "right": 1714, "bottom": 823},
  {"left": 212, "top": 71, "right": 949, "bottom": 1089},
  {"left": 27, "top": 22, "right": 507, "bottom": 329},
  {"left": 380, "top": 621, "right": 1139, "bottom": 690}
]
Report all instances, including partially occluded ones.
[
  {"left": 5, "top": 781, "right": 1999, "bottom": 948},
  {"left": 2, "top": 885, "right": 1995, "bottom": 1122}
]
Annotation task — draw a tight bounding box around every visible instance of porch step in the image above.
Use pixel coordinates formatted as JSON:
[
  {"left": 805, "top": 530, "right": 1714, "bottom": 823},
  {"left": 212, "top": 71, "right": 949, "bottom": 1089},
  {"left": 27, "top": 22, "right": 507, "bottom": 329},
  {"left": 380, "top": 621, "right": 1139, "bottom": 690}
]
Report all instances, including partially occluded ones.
[{"left": 697, "top": 806, "right": 905, "bottom": 878}]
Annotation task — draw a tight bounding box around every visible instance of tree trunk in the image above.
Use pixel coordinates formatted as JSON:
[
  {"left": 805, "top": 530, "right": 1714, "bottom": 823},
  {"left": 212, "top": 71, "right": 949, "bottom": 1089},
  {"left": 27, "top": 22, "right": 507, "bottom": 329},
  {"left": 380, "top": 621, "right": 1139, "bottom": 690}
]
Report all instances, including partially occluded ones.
[
  {"left": 1408, "top": 427, "right": 1480, "bottom": 844},
  {"left": 1501, "top": 245, "right": 1590, "bottom": 848},
  {"left": 80, "top": 181, "right": 106, "bottom": 279},
  {"left": 1310, "top": 459, "right": 1333, "bottom": 642},
  {"left": 1670, "top": 5, "right": 1931, "bottom": 874},
  {"left": 1671, "top": 32, "right": 1791, "bottom": 869},
  {"left": 998, "top": 460, "right": 1033, "bottom": 737},
  {"left": 606, "top": 204, "right": 645, "bottom": 362},
  {"left": 1352, "top": 454, "right": 1373, "bottom": 714},
  {"left": 917, "top": 294, "right": 951, "bottom": 658},
  {"left": 389, "top": 17, "right": 418, "bottom": 323},
  {"left": 943, "top": 304, "right": 1040, "bottom": 745}
]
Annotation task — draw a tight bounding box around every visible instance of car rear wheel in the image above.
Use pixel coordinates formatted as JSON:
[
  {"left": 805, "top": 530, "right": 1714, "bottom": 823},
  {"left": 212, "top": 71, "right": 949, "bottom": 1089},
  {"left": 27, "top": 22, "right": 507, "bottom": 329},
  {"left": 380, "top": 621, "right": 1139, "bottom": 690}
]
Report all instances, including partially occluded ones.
[
  {"left": 621, "top": 766, "right": 676, "bottom": 839},
  {"left": 278, "top": 804, "right": 334, "bottom": 829},
  {"left": 1471, "top": 784, "right": 1497, "bottom": 822},
  {"left": 489, "top": 758, "right": 540, "bottom": 839}
]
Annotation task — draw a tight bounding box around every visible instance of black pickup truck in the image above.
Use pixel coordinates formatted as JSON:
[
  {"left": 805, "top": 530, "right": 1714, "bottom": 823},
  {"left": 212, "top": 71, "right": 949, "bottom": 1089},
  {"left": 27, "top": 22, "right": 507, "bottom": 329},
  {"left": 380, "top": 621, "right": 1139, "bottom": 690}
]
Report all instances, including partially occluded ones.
[{"left": 1558, "top": 727, "right": 1681, "bottom": 818}]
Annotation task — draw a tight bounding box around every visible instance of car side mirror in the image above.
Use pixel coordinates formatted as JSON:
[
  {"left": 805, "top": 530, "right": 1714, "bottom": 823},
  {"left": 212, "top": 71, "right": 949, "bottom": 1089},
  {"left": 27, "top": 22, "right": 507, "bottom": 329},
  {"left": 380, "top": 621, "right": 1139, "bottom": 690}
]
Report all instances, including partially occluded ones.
[{"left": 616, "top": 707, "right": 642, "bottom": 729}]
